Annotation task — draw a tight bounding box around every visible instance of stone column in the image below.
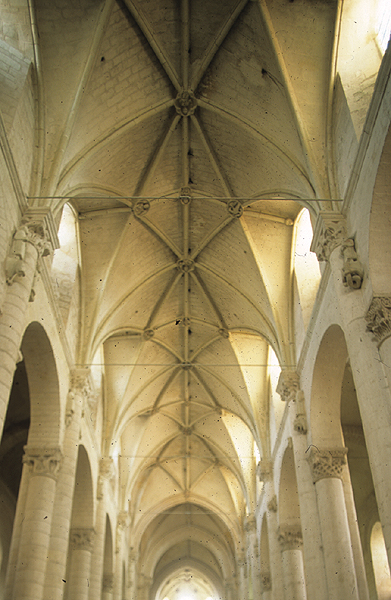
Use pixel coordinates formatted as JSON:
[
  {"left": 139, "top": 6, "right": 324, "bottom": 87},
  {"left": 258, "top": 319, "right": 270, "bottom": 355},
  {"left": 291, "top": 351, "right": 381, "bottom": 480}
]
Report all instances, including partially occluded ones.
[
  {"left": 88, "top": 458, "right": 115, "bottom": 600},
  {"left": 245, "top": 516, "right": 262, "bottom": 600},
  {"left": 224, "top": 578, "right": 235, "bottom": 600},
  {"left": 277, "top": 373, "right": 328, "bottom": 600},
  {"left": 68, "top": 528, "right": 95, "bottom": 600},
  {"left": 308, "top": 447, "right": 359, "bottom": 600},
  {"left": 113, "top": 512, "right": 128, "bottom": 600},
  {"left": 102, "top": 573, "right": 114, "bottom": 600},
  {"left": 237, "top": 550, "right": 248, "bottom": 600},
  {"left": 312, "top": 213, "right": 391, "bottom": 569},
  {"left": 259, "top": 464, "right": 285, "bottom": 600},
  {"left": 261, "top": 573, "right": 272, "bottom": 600},
  {"left": 137, "top": 574, "right": 152, "bottom": 600},
  {"left": 5, "top": 446, "right": 62, "bottom": 600},
  {"left": 126, "top": 548, "right": 138, "bottom": 600},
  {"left": 278, "top": 527, "right": 307, "bottom": 600},
  {"left": 0, "top": 208, "right": 58, "bottom": 439},
  {"left": 43, "top": 368, "right": 91, "bottom": 600}
]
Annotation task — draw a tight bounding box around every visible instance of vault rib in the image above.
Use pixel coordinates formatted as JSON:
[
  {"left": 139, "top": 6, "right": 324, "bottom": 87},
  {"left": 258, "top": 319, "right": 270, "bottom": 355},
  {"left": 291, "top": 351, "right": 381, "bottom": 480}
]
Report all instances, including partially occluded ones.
[
  {"left": 190, "top": 0, "right": 249, "bottom": 91},
  {"left": 191, "top": 115, "right": 234, "bottom": 197},
  {"left": 191, "top": 270, "right": 228, "bottom": 330},
  {"left": 133, "top": 216, "right": 182, "bottom": 258},
  {"left": 193, "top": 365, "right": 257, "bottom": 438},
  {"left": 58, "top": 99, "right": 174, "bottom": 193},
  {"left": 197, "top": 98, "right": 315, "bottom": 195},
  {"left": 134, "top": 113, "right": 181, "bottom": 197},
  {"left": 190, "top": 215, "right": 234, "bottom": 261},
  {"left": 152, "top": 368, "right": 182, "bottom": 412},
  {"left": 195, "top": 263, "right": 279, "bottom": 347},
  {"left": 145, "top": 271, "right": 183, "bottom": 330},
  {"left": 90, "top": 263, "right": 177, "bottom": 358},
  {"left": 181, "top": 0, "right": 190, "bottom": 90},
  {"left": 115, "top": 365, "right": 180, "bottom": 435},
  {"left": 122, "top": 0, "right": 181, "bottom": 91},
  {"left": 44, "top": 0, "right": 116, "bottom": 197},
  {"left": 189, "top": 334, "right": 230, "bottom": 363}
]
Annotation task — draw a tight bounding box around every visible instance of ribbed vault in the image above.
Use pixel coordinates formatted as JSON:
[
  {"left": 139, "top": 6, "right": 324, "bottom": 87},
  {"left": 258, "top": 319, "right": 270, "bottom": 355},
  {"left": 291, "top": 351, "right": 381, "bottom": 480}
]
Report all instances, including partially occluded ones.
[{"left": 22, "top": 0, "right": 347, "bottom": 594}]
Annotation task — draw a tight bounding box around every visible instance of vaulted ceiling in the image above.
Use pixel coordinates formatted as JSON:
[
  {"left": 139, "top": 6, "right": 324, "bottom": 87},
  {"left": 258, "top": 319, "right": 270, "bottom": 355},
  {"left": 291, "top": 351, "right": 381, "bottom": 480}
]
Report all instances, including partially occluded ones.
[{"left": 2, "top": 0, "right": 350, "bottom": 595}]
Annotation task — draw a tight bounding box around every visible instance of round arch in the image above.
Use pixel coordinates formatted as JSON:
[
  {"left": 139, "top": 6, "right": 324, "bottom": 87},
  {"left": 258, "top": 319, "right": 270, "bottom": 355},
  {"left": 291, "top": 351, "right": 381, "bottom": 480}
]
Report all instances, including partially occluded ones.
[
  {"left": 21, "top": 321, "right": 61, "bottom": 447},
  {"left": 309, "top": 324, "right": 348, "bottom": 448}
]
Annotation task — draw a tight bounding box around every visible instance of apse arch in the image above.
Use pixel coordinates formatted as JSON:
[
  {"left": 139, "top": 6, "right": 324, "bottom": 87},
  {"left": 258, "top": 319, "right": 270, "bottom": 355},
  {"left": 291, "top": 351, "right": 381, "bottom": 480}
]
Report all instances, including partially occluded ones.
[{"left": 152, "top": 560, "right": 223, "bottom": 600}]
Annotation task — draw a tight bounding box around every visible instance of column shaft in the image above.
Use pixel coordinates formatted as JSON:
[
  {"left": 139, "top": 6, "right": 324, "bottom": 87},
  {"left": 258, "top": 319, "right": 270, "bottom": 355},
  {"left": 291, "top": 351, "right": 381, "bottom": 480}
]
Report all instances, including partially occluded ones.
[
  {"left": 280, "top": 549, "right": 307, "bottom": 600},
  {"left": 67, "top": 530, "right": 95, "bottom": 600},
  {"left": 9, "top": 447, "right": 61, "bottom": 600},
  {"left": 43, "top": 370, "right": 90, "bottom": 600},
  {"left": 316, "top": 476, "right": 359, "bottom": 600}
]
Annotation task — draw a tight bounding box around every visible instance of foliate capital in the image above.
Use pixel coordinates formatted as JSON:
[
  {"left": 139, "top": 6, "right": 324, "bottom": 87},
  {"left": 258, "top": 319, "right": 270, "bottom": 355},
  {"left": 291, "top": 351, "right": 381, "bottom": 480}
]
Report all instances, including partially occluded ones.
[
  {"left": 276, "top": 370, "right": 300, "bottom": 403},
  {"left": 267, "top": 494, "right": 277, "bottom": 513},
  {"left": 366, "top": 296, "right": 391, "bottom": 345},
  {"left": 66, "top": 368, "right": 91, "bottom": 426},
  {"left": 21, "top": 207, "right": 59, "bottom": 255},
  {"left": 100, "top": 457, "right": 115, "bottom": 480},
  {"left": 244, "top": 515, "right": 257, "bottom": 534},
  {"left": 6, "top": 208, "right": 59, "bottom": 285},
  {"left": 278, "top": 525, "right": 303, "bottom": 551},
  {"left": 310, "top": 212, "right": 346, "bottom": 262},
  {"left": 23, "top": 446, "right": 62, "bottom": 479},
  {"left": 308, "top": 447, "right": 347, "bottom": 482},
  {"left": 257, "top": 457, "right": 272, "bottom": 482},
  {"left": 70, "top": 528, "right": 95, "bottom": 552}
]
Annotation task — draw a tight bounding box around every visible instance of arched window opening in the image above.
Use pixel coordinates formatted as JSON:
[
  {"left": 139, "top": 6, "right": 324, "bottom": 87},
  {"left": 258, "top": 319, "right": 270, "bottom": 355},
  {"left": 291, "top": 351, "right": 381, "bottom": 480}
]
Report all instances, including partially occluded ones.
[
  {"left": 51, "top": 203, "right": 80, "bottom": 326},
  {"left": 371, "top": 521, "right": 391, "bottom": 600},
  {"left": 157, "top": 568, "right": 218, "bottom": 600},
  {"left": 293, "top": 208, "right": 320, "bottom": 334}
]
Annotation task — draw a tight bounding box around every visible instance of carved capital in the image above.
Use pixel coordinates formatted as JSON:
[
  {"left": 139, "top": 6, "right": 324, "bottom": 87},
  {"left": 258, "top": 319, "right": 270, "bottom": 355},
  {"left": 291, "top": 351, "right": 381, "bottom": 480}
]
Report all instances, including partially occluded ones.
[
  {"left": 267, "top": 494, "right": 277, "bottom": 513},
  {"left": 342, "top": 238, "right": 364, "bottom": 289},
  {"left": 70, "top": 528, "right": 95, "bottom": 552},
  {"left": 293, "top": 390, "right": 307, "bottom": 435},
  {"left": 276, "top": 370, "right": 300, "bottom": 403},
  {"left": 66, "top": 368, "right": 91, "bottom": 426},
  {"left": 23, "top": 446, "right": 62, "bottom": 478},
  {"left": 257, "top": 457, "right": 272, "bottom": 482},
  {"left": 6, "top": 208, "right": 59, "bottom": 292},
  {"left": 100, "top": 457, "right": 115, "bottom": 480},
  {"left": 278, "top": 526, "right": 303, "bottom": 551},
  {"left": 244, "top": 515, "right": 257, "bottom": 534},
  {"left": 175, "top": 90, "right": 197, "bottom": 116},
  {"left": 308, "top": 447, "right": 347, "bottom": 482},
  {"left": 366, "top": 296, "right": 391, "bottom": 345},
  {"left": 310, "top": 212, "right": 346, "bottom": 261}
]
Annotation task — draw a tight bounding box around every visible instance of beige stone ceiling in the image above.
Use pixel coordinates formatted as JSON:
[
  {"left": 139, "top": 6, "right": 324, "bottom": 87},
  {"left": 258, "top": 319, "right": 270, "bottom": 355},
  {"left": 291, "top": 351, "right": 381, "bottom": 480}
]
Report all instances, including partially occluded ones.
[{"left": 23, "top": 0, "right": 341, "bottom": 593}]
